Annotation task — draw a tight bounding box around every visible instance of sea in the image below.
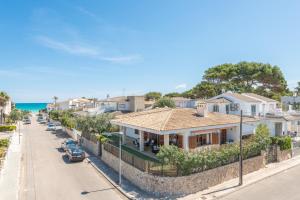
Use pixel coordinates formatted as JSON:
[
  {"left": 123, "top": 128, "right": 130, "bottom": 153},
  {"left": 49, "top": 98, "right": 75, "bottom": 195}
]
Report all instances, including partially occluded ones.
[{"left": 15, "top": 103, "right": 48, "bottom": 113}]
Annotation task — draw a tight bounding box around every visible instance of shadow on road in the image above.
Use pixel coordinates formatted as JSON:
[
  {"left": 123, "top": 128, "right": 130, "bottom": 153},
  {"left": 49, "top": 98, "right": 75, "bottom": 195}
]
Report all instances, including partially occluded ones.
[
  {"left": 56, "top": 147, "right": 65, "bottom": 153},
  {"left": 202, "top": 184, "right": 240, "bottom": 195},
  {"left": 81, "top": 188, "right": 115, "bottom": 195}
]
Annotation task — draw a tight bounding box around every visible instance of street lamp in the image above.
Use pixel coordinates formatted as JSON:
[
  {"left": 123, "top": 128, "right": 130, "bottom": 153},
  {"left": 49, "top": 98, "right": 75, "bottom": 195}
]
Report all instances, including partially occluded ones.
[
  {"left": 110, "top": 131, "right": 124, "bottom": 186},
  {"left": 239, "top": 110, "right": 243, "bottom": 186}
]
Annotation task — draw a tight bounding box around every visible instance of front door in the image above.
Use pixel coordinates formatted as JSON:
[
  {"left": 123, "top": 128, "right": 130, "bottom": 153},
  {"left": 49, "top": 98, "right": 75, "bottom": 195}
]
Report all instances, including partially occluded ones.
[
  {"left": 275, "top": 123, "right": 283, "bottom": 136},
  {"left": 221, "top": 129, "right": 227, "bottom": 144}
]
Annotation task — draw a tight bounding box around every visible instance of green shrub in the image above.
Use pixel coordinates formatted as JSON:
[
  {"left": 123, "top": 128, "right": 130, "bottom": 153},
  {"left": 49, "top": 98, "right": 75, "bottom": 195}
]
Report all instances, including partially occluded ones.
[
  {"left": 271, "top": 136, "right": 292, "bottom": 151},
  {"left": 156, "top": 137, "right": 266, "bottom": 176},
  {"left": 0, "top": 125, "right": 17, "bottom": 132},
  {"left": 255, "top": 124, "right": 271, "bottom": 149},
  {"left": 0, "top": 139, "right": 9, "bottom": 148}
]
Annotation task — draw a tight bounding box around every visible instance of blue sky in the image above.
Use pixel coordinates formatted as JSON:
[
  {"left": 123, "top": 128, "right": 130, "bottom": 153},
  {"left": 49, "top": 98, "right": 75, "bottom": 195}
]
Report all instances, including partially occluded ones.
[{"left": 1, "top": 0, "right": 300, "bottom": 102}]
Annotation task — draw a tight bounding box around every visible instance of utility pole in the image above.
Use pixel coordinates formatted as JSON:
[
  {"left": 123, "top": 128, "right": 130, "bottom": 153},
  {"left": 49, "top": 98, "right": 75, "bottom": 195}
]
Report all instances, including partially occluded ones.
[
  {"left": 239, "top": 110, "right": 243, "bottom": 186},
  {"left": 119, "top": 133, "right": 123, "bottom": 186}
]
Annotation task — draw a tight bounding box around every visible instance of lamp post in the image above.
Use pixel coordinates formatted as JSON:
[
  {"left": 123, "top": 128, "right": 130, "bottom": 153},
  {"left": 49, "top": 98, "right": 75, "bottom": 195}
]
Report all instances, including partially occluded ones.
[
  {"left": 111, "top": 131, "right": 124, "bottom": 186},
  {"left": 239, "top": 110, "right": 243, "bottom": 186}
]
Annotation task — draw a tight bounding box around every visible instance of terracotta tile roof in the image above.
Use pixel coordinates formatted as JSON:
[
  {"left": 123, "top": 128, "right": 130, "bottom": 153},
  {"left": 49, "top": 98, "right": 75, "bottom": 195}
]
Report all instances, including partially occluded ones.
[
  {"left": 111, "top": 108, "right": 258, "bottom": 132},
  {"left": 224, "top": 92, "right": 261, "bottom": 103},
  {"left": 242, "top": 93, "right": 278, "bottom": 103}
]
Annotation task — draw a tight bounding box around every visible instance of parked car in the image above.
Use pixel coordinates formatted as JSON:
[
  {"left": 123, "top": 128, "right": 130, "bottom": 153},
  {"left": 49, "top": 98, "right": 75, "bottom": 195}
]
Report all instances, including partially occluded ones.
[
  {"left": 46, "top": 124, "right": 56, "bottom": 131},
  {"left": 66, "top": 147, "right": 85, "bottom": 162},
  {"left": 47, "top": 122, "right": 62, "bottom": 131},
  {"left": 61, "top": 139, "right": 77, "bottom": 151},
  {"left": 39, "top": 119, "right": 47, "bottom": 124},
  {"left": 23, "top": 119, "right": 31, "bottom": 125},
  {"left": 37, "top": 116, "right": 44, "bottom": 122}
]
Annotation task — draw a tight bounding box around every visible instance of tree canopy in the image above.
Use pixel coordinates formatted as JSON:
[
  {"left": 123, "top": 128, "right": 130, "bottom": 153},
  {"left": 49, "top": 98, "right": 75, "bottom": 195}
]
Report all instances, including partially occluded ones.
[
  {"left": 183, "top": 62, "right": 291, "bottom": 100},
  {"left": 164, "top": 92, "right": 182, "bottom": 98},
  {"left": 0, "top": 91, "right": 10, "bottom": 102},
  {"left": 145, "top": 92, "right": 162, "bottom": 101},
  {"left": 153, "top": 97, "right": 176, "bottom": 108}
]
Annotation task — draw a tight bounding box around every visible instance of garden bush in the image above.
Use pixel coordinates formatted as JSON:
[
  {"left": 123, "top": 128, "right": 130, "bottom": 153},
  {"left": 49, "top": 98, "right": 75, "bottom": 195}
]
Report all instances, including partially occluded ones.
[
  {"left": 0, "top": 125, "right": 17, "bottom": 132},
  {"left": 271, "top": 136, "right": 292, "bottom": 151},
  {"left": 157, "top": 128, "right": 270, "bottom": 176},
  {"left": 0, "top": 139, "right": 9, "bottom": 148}
]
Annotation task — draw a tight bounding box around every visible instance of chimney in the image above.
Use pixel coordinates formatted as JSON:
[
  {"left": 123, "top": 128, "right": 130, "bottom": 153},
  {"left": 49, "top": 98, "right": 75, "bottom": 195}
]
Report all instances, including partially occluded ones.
[{"left": 196, "top": 101, "right": 208, "bottom": 117}]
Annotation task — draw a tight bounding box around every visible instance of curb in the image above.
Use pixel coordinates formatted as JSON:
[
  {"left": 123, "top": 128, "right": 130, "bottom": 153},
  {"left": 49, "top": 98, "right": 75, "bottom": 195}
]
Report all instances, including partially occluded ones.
[
  {"left": 213, "top": 156, "right": 300, "bottom": 200},
  {"left": 86, "top": 157, "right": 134, "bottom": 200}
]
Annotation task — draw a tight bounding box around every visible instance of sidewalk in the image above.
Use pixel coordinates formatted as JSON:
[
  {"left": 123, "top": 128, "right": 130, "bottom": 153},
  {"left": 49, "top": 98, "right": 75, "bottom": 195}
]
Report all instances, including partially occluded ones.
[
  {"left": 87, "top": 153, "right": 300, "bottom": 200},
  {"left": 86, "top": 155, "right": 154, "bottom": 200},
  {"left": 0, "top": 131, "right": 23, "bottom": 200},
  {"left": 180, "top": 155, "right": 300, "bottom": 200}
]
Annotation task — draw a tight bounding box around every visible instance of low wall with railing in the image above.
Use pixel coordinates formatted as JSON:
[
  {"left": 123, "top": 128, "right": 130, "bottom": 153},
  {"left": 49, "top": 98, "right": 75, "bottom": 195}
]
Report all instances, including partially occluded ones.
[{"left": 102, "top": 143, "right": 265, "bottom": 196}]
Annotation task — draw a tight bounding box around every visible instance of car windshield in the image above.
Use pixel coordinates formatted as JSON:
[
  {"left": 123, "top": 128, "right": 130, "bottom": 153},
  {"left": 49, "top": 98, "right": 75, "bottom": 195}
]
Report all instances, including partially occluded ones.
[
  {"left": 66, "top": 140, "right": 75, "bottom": 144},
  {"left": 72, "top": 149, "right": 83, "bottom": 156}
]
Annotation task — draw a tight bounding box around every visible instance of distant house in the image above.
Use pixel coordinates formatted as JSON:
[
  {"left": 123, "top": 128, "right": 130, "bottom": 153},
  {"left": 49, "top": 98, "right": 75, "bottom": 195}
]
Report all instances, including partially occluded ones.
[
  {"left": 56, "top": 98, "right": 93, "bottom": 111},
  {"left": 111, "top": 102, "right": 258, "bottom": 153},
  {"left": 94, "top": 96, "right": 145, "bottom": 113},
  {"left": 171, "top": 97, "right": 200, "bottom": 108},
  {"left": 209, "top": 92, "right": 300, "bottom": 137},
  {"left": 281, "top": 96, "right": 300, "bottom": 110}
]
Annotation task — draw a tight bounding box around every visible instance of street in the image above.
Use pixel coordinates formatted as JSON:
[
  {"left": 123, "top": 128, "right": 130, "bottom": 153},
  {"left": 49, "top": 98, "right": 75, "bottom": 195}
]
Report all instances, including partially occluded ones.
[
  {"left": 19, "top": 116, "right": 125, "bottom": 200},
  {"left": 219, "top": 164, "right": 300, "bottom": 200}
]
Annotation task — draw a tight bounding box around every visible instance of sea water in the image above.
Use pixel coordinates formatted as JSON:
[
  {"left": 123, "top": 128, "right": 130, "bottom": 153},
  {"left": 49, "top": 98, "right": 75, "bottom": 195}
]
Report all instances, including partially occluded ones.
[{"left": 15, "top": 103, "right": 48, "bottom": 113}]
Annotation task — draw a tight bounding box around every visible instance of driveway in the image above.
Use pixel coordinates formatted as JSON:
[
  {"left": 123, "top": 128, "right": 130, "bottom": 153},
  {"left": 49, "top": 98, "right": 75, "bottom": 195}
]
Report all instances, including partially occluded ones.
[{"left": 19, "top": 116, "right": 125, "bottom": 200}]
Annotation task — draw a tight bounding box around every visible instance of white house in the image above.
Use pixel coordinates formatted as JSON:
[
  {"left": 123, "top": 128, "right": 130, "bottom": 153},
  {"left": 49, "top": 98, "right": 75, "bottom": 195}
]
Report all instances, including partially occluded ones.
[
  {"left": 111, "top": 103, "right": 258, "bottom": 153},
  {"left": 94, "top": 96, "right": 145, "bottom": 113},
  {"left": 171, "top": 97, "right": 199, "bottom": 108},
  {"left": 56, "top": 98, "right": 93, "bottom": 111},
  {"left": 209, "top": 92, "right": 300, "bottom": 137}
]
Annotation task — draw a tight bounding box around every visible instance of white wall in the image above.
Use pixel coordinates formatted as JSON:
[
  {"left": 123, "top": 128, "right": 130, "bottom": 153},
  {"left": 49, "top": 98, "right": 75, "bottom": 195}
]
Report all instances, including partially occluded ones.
[
  {"left": 125, "top": 127, "right": 139, "bottom": 139},
  {"left": 3, "top": 100, "right": 11, "bottom": 115}
]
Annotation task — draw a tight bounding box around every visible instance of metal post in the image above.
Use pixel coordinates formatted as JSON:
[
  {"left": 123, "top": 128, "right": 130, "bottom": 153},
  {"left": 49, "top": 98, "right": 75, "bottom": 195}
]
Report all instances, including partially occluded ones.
[
  {"left": 119, "top": 135, "right": 122, "bottom": 186},
  {"left": 239, "top": 110, "right": 243, "bottom": 186}
]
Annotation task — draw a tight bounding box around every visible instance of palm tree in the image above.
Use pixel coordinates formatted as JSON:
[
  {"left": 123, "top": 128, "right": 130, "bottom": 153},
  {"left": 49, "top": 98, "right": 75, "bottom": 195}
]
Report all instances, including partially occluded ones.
[
  {"left": 53, "top": 96, "right": 58, "bottom": 110},
  {"left": 0, "top": 91, "right": 10, "bottom": 124}
]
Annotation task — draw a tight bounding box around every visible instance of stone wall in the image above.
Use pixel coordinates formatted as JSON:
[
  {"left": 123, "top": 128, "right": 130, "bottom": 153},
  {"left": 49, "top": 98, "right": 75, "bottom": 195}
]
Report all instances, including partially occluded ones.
[
  {"left": 64, "top": 128, "right": 75, "bottom": 140},
  {"left": 101, "top": 147, "right": 265, "bottom": 196},
  {"left": 277, "top": 148, "right": 292, "bottom": 162},
  {"left": 82, "top": 137, "right": 100, "bottom": 156}
]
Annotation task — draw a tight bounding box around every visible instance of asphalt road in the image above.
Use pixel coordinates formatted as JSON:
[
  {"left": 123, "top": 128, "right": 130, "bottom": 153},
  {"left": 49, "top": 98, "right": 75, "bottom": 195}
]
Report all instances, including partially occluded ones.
[
  {"left": 220, "top": 164, "right": 300, "bottom": 200},
  {"left": 19, "top": 116, "right": 125, "bottom": 200}
]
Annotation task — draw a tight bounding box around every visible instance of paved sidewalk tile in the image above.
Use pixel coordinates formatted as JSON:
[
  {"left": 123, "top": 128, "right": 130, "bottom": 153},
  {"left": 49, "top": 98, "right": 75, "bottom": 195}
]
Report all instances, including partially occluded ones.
[{"left": 0, "top": 131, "right": 23, "bottom": 200}]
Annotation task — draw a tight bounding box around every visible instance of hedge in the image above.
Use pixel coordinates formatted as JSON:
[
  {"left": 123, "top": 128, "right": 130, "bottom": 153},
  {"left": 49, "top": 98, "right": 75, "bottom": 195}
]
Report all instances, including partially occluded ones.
[
  {"left": 271, "top": 136, "right": 292, "bottom": 151},
  {"left": 0, "top": 139, "right": 9, "bottom": 148},
  {"left": 0, "top": 125, "right": 17, "bottom": 132},
  {"left": 157, "top": 137, "right": 266, "bottom": 176}
]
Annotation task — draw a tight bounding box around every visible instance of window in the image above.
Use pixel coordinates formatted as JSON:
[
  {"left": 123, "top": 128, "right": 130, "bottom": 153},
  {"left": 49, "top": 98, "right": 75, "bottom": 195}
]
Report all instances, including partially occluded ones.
[
  {"left": 251, "top": 105, "right": 256, "bottom": 116},
  {"left": 196, "top": 135, "right": 207, "bottom": 146},
  {"left": 213, "top": 104, "right": 219, "bottom": 112},
  {"left": 134, "top": 129, "right": 139, "bottom": 135}
]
